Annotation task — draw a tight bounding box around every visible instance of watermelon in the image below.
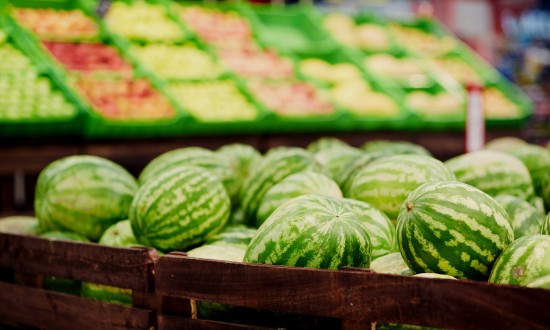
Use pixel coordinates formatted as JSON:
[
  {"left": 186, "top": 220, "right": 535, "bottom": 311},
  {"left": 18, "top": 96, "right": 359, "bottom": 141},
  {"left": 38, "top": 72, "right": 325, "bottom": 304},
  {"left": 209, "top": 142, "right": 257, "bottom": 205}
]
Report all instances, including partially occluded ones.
[
  {"left": 377, "top": 323, "right": 440, "bottom": 330},
  {"left": 506, "top": 144, "right": 550, "bottom": 199},
  {"left": 228, "top": 207, "right": 246, "bottom": 225},
  {"left": 484, "top": 136, "right": 527, "bottom": 152},
  {"left": 341, "top": 198, "right": 397, "bottom": 259},
  {"left": 445, "top": 150, "right": 534, "bottom": 200},
  {"left": 244, "top": 194, "right": 372, "bottom": 270},
  {"left": 138, "top": 147, "right": 239, "bottom": 204},
  {"left": 527, "top": 275, "right": 550, "bottom": 289},
  {"left": 205, "top": 224, "right": 256, "bottom": 247},
  {"left": 130, "top": 166, "right": 231, "bottom": 252},
  {"left": 413, "top": 273, "right": 457, "bottom": 280},
  {"left": 335, "top": 151, "right": 390, "bottom": 192},
  {"left": 361, "top": 140, "right": 431, "bottom": 156},
  {"left": 346, "top": 154, "right": 455, "bottom": 219},
  {"left": 216, "top": 144, "right": 262, "bottom": 199},
  {"left": 256, "top": 171, "right": 343, "bottom": 227},
  {"left": 35, "top": 155, "right": 138, "bottom": 241},
  {"left": 531, "top": 196, "right": 546, "bottom": 215},
  {"left": 0, "top": 216, "right": 39, "bottom": 235},
  {"left": 306, "top": 137, "right": 349, "bottom": 154},
  {"left": 370, "top": 252, "right": 413, "bottom": 275},
  {"left": 188, "top": 244, "right": 247, "bottom": 262},
  {"left": 99, "top": 220, "right": 141, "bottom": 247},
  {"left": 312, "top": 145, "right": 363, "bottom": 180},
  {"left": 239, "top": 147, "right": 324, "bottom": 227},
  {"left": 81, "top": 282, "right": 131, "bottom": 305},
  {"left": 495, "top": 195, "right": 545, "bottom": 239},
  {"left": 40, "top": 231, "right": 90, "bottom": 295},
  {"left": 489, "top": 234, "right": 550, "bottom": 286},
  {"left": 543, "top": 212, "right": 550, "bottom": 235},
  {"left": 397, "top": 181, "right": 514, "bottom": 280}
]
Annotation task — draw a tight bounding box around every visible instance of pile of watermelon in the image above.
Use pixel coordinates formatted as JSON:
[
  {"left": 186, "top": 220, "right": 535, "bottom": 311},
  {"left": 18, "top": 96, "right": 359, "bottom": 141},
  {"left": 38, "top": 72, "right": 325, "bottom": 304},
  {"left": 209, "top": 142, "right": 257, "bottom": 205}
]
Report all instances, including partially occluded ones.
[{"left": 2, "top": 136, "right": 550, "bottom": 313}]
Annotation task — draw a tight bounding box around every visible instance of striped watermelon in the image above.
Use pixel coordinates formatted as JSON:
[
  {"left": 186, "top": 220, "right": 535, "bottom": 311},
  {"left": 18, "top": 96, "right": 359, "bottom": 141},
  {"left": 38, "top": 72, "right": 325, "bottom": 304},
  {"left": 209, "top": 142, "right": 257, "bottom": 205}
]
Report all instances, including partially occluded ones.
[
  {"left": 543, "top": 212, "right": 550, "bottom": 235},
  {"left": 216, "top": 144, "right": 262, "bottom": 198},
  {"left": 98, "top": 220, "right": 141, "bottom": 247},
  {"left": 527, "top": 275, "right": 550, "bottom": 289},
  {"left": 240, "top": 147, "right": 324, "bottom": 227},
  {"left": 335, "top": 151, "right": 390, "bottom": 192},
  {"left": 188, "top": 244, "right": 247, "bottom": 262},
  {"left": 41, "top": 231, "right": 90, "bottom": 242},
  {"left": 495, "top": 195, "right": 545, "bottom": 239},
  {"left": 397, "top": 181, "right": 514, "bottom": 280},
  {"left": 205, "top": 224, "right": 256, "bottom": 247},
  {"left": 341, "top": 198, "right": 397, "bottom": 259},
  {"left": 306, "top": 137, "right": 349, "bottom": 154},
  {"left": 445, "top": 150, "right": 534, "bottom": 200},
  {"left": 256, "top": 171, "right": 343, "bottom": 227},
  {"left": 531, "top": 196, "right": 546, "bottom": 216},
  {"left": 138, "top": 147, "right": 239, "bottom": 204},
  {"left": 489, "top": 234, "right": 550, "bottom": 286},
  {"left": 312, "top": 145, "right": 363, "bottom": 180},
  {"left": 506, "top": 144, "right": 550, "bottom": 196},
  {"left": 370, "top": 252, "right": 413, "bottom": 275},
  {"left": 35, "top": 155, "right": 138, "bottom": 241},
  {"left": 0, "top": 216, "right": 39, "bottom": 235},
  {"left": 361, "top": 140, "right": 431, "bottom": 156},
  {"left": 81, "top": 282, "right": 131, "bottom": 306},
  {"left": 130, "top": 166, "right": 231, "bottom": 252},
  {"left": 484, "top": 136, "right": 527, "bottom": 152},
  {"left": 346, "top": 155, "right": 455, "bottom": 219},
  {"left": 244, "top": 194, "right": 372, "bottom": 270},
  {"left": 413, "top": 273, "right": 457, "bottom": 280}
]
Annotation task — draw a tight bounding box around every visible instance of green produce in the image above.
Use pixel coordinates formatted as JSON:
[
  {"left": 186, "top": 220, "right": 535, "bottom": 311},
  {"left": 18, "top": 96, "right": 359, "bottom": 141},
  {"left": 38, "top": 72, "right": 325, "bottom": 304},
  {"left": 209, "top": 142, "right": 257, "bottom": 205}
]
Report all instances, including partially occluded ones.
[
  {"left": 370, "top": 252, "right": 413, "bottom": 275},
  {"left": 240, "top": 147, "right": 324, "bottom": 226},
  {"left": 342, "top": 198, "right": 397, "bottom": 259},
  {"left": 445, "top": 150, "right": 534, "bottom": 200},
  {"left": 397, "top": 181, "right": 514, "bottom": 280},
  {"left": 347, "top": 154, "right": 455, "bottom": 219},
  {"left": 484, "top": 137, "right": 527, "bottom": 152},
  {"left": 130, "top": 166, "right": 230, "bottom": 252},
  {"left": 361, "top": 140, "right": 431, "bottom": 156},
  {"left": 216, "top": 144, "right": 262, "bottom": 200},
  {"left": 0, "top": 41, "right": 35, "bottom": 74},
  {"left": 244, "top": 194, "right": 372, "bottom": 270},
  {"left": 543, "top": 212, "right": 550, "bottom": 235},
  {"left": 41, "top": 231, "right": 90, "bottom": 242},
  {"left": 35, "top": 155, "right": 138, "bottom": 241},
  {"left": 205, "top": 224, "right": 256, "bottom": 247},
  {"left": 0, "top": 216, "right": 39, "bottom": 235},
  {"left": 495, "top": 195, "right": 545, "bottom": 239},
  {"left": 506, "top": 144, "right": 550, "bottom": 206},
  {"left": 306, "top": 137, "right": 350, "bottom": 154},
  {"left": 335, "top": 151, "right": 390, "bottom": 192},
  {"left": 489, "top": 235, "right": 550, "bottom": 286},
  {"left": 313, "top": 145, "right": 363, "bottom": 180},
  {"left": 138, "top": 147, "right": 238, "bottom": 204},
  {"left": 413, "top": 273, "right": 457, "bottom": 280},
  {"left": 81, "top": 282, "right": 132, "bottom": 305},
  {"left": 98, "top": 220, "right": 141, "bottom": 247},
  {"left": 188, "top": 243, "right": 247, "bottom": 262},
  {"left": 526, "top": 275, "right": 550, "bottom": 289},
  {"left": 257, "top": 171, "right": 343, "bottom": 227}
]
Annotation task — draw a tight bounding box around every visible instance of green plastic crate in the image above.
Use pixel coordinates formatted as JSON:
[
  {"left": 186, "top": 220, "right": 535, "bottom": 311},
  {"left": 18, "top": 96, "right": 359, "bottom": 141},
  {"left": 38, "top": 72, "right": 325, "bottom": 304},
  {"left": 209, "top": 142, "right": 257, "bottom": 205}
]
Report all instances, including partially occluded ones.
[{"left": 484, "top": 79, "right": 533, "bottom": 129}]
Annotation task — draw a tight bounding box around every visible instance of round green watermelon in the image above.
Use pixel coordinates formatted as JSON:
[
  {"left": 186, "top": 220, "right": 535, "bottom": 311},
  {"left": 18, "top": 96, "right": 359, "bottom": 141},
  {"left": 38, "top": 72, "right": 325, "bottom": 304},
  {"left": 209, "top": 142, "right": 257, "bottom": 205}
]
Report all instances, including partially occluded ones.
[
  {"left": 216, "top": 143, "right": 262, "bottom": 202},
  {"left": 130, "top": 166, "right": 230, "bottom": 252},
  {"left": 361, "top": 140, "right": 431, "bottom": 156},
  {"left": 484, "top": 136, "right": 527, "bottom": 152},
  {"left": 347, "top": 154, "right": 455, "bottom": 219},
  {"left": 370, "top": 252, "right": 413, "bottom": 275},
  {"left": 335, "top": 151, "right": 390, "bottom": 192},
  {"left": 397, "top": 181, "right": 514, "bottom": 280},
  {"left": 527, "top": 275, "right": 550, "bottom": 289},
  {"left": 35, "top": 155, "right": 138, "bottom": 241},
  {"left": 99, "top": 220, "right": 141, "bottom": 247},
  {"left": 205, "top": 224, "right": 256, "bottom": 247},
  {"left": 489, "top": 234, "right": 550, "bottom": 286},
  {"left": 138, "top": 147, "right": 239, "bottom": 204},
  {"left": 0, "top": 216, "right": 39, "bottom": 235},
  {"left": 506, "top": 144, "right": 550, "bottom": 200},
  {"left": 341, "top": 198, "right": 397, "bottom": 260},
  {"left": 244, "top": 194, "right": 372, "bottom": 270},
  {"left": 188, "top": 244, "right": 247, "bottom": 262},
  {"left": 81, "top": 282, "right": 132, "bottom": 306},
  {"left": 306, "top": 137, "right": 349, "bottom": 154},
  {"left": 495, "top": 195, "right": 545, "bottom": 239},
  {"left": 256, "top": 170, "right": 343, "bottom": 227},
  {"left": 312, "top": 145, "right": 363, "bottom": 180},
  {"left": 543, "top": 212, "right": 550, "bottom": 235},
  {"left": 413, "top": 273, "right": 457, "bottom": 280},
  {"left": 445, "top": 150, "right": 534, "bottom": 200}
]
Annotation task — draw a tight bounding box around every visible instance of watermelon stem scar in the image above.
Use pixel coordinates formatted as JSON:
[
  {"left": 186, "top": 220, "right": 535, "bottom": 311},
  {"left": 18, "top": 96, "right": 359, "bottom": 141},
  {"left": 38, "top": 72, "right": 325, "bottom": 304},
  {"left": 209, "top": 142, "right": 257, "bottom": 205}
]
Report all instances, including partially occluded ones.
[{"left": 406, "top": 202, "right": 413, "bottom": 211}]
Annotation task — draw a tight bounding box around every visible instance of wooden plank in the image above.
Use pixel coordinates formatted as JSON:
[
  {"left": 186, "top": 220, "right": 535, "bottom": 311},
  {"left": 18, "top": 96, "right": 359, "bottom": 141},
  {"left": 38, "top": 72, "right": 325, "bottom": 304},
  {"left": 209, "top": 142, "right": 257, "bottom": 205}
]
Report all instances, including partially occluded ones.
[
  {"left": 0, "top": 144, "right": 80, "bottom": 175},
  {"left": 156, "top": 254, "right": 550, "bottom": 330},
  {"left": 0, "top": 233, "right": 158, "bottom": 291},
  {"left": 158, "top": 315, "right": 274, "bottom": 330},
  {"left": 0, "top": 281, "right": 153, "bottom": 330}
]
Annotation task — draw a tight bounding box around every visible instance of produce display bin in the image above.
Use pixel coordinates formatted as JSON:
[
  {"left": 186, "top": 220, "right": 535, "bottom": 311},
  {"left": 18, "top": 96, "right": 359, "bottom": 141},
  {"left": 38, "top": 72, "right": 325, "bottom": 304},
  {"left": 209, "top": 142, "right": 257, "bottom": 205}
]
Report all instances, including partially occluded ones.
[
  {"left": 155, "top": 252, "right": 550, "bottom": 330},
  {"left": 484, "top": 79, "right": 534, "bottom": 129},
  {"left": 0, "top": 232, "right": 158, "bottom": 329}
]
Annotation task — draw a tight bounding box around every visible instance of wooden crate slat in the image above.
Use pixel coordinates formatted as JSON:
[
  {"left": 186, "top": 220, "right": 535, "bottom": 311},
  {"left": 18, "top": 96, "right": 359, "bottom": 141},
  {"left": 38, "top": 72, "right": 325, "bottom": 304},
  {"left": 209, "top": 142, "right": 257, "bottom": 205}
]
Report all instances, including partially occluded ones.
[
  {"left": 158, "top": 315, "right": 274, "bottom": 330},
  {"left": 156, "top": 254, "right": 550, "bottom": 330},
  {"left": 0, "top": 233, "right": 157, "bottom": 291},
  {"left": 0, "top": 281, "right": 153, "bottom": 330}
]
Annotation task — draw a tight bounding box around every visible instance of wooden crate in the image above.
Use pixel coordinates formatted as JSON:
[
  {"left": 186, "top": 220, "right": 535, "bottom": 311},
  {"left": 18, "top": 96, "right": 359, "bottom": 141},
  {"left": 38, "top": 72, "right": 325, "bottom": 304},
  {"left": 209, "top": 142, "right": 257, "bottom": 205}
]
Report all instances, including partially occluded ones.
[
  {"left": 0, "top": 232, "right": 158, "bottom": 330},
  {"left": 155, "top": 252, "right": 550, "bottom": 330}
]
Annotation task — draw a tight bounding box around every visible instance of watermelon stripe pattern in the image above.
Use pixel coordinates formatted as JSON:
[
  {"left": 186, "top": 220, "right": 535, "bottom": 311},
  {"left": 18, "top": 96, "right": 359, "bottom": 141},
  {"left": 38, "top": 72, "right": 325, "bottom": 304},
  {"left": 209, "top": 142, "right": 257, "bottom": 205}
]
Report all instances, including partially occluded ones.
[
  {"left": 341, "top": 198, "right": 397, "bottom": 259},
  {"left": 445, "top": 150, "right": 534, "bottom": 200},
  {"left": 313, "top": 146, "right": 362, "bottom": 180},
  {"left": 527, "top": 274, "right": 550, "bottom": 289},
  {"left": 138, "top": 147, "right": 238, "bottom": 204},
  {"left": 361, "top": 140, "right": 431, "bottom": 156},
  {"left": 256, "top": 171, "right": 343, "bottom": 227},
  {"left": 35, "top": 155, "right": 138, "bottom": 241},
  {"left": 130, "top": 166, "right": 230, "bottom": 252},
  {"left": 244, "top": 194, "right": 372, "bottom": 270},
  {"left": 205, "top": 224, "right": 257, "bottom": 246},
  {"left": 495, "top": 195, "right": 545, "bottom": 239},
  {"left": 543, "top": 212, "right": 550, "bottom": 235},
  {"left": 346, "top": 155, "right": 455, "bottom": 219},
  {"left": 370, "top": 252, "right": 413, "bottom": 275},
  {"left": 335, "top": 151, "right": 389, "bottom": 192},
  {"left": 397, "top": 181, "right": 514, "bottom": 280},
  {"left": 489, "top": 234, "right": 550, "bottom": 286},
  {"left": 240, "top": 147, "right": 324, "bottom": 226},
  {"left": 507, "top": 145, "right": 550, "bottom": 198}
]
